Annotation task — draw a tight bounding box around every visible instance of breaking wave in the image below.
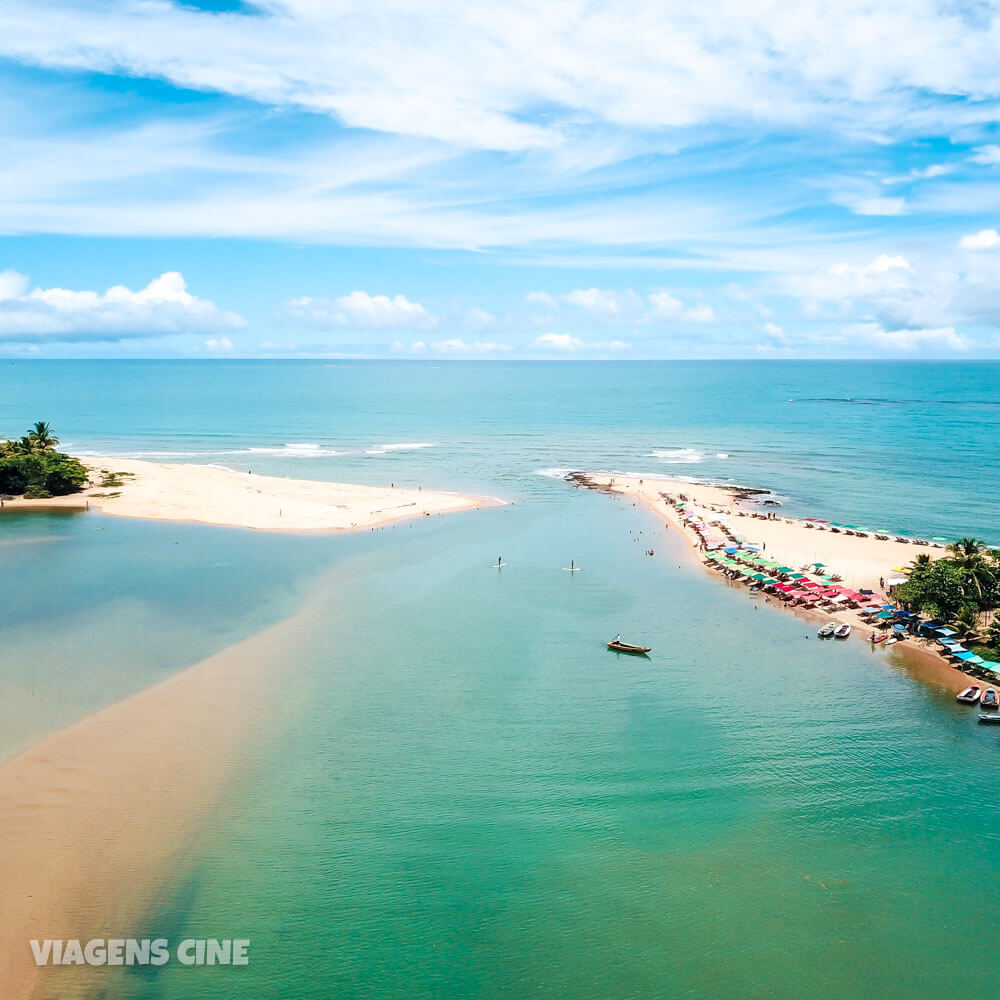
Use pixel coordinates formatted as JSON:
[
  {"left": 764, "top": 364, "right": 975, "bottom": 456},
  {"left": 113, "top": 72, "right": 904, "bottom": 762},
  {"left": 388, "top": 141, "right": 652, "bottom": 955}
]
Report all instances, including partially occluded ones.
[
  {"left": 650, "top": 447, "right": 704, "bottom": 464},
  {"left": 365, "top": 442, "right": 435, "bottom": 455}
]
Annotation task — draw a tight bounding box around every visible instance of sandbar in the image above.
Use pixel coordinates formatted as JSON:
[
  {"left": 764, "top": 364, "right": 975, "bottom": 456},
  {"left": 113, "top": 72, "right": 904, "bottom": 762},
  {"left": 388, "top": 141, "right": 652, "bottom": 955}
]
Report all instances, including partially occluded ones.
[
  {"left": 574, "top": 472, "right": 977, "bottom": 693},
  {"left": 1, "top": 458, "right": 499, "bottom": 532}
]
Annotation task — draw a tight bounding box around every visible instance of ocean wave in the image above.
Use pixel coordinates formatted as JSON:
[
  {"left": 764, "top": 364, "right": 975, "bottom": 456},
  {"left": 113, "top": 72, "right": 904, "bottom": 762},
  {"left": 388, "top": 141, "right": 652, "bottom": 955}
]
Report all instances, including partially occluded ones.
[
  {"left": 79, "top": 443, "right": 346, "bottom": 459},
  {"left": 536, "top": 467, "right": 575, "bottom": 480},
  {"left": 244, "top": 443, "right": 345, "bottom": 457},
  {"left": 650, "top": 447, "right": 704, "bottom": 464},
  {"left": 365, "top": 442, "right": 435, "bottom": 455},
  {"left": 77, "top": 449, "right": 212, "bottom": 459}
]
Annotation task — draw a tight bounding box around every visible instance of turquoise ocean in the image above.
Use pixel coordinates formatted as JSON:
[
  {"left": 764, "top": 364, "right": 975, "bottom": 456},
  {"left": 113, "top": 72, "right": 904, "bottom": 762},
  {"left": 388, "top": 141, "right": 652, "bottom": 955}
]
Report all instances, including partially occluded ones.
[{"left": 2, "top": 360, "right": 1000, "bottom": 999}]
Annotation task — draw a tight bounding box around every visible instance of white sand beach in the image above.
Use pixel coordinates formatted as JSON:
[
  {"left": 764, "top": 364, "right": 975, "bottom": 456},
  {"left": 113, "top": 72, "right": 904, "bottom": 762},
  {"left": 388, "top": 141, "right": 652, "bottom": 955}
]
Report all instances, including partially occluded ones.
[
  {"left": 577, "top": 473, "right": 978, "bottom": 692},
  {"left": 2, "top": 458, "right": 499, "bottom": 532}
]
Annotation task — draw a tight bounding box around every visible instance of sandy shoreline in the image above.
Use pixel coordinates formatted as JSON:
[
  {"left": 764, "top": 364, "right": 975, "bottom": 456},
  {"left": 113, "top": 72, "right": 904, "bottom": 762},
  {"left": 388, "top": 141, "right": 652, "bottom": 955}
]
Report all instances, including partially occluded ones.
[
  {"left": 0, "top": 458, "right": 500, "bottom": 532},
  {"left": 573, "top": 472, "right": 979, "bottom": 694}
]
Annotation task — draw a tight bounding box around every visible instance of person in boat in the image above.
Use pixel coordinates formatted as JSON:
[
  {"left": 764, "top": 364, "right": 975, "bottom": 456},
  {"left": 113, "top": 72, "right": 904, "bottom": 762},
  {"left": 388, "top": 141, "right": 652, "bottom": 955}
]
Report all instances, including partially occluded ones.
[{"left": 615, "top": 634, "right": 621, "bottom": 643}]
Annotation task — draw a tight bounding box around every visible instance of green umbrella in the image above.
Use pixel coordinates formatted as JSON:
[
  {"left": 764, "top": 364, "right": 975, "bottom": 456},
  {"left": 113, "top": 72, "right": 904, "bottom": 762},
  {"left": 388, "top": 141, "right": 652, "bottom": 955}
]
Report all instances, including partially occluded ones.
[
  {"left": 787, "top": 573, "right": 806, "bottom": 580},
  {"left": 811, "top": 562, "right": 825, "bottom": 568},
  {"left": 776, "top": 566, "right": 793, "bottom": 574}
]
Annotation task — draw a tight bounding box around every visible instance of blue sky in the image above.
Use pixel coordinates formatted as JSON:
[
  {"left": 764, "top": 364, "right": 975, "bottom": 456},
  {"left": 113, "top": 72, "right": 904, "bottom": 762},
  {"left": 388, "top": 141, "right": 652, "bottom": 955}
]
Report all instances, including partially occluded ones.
[{"left": 3, "top": 1, "right": 1000, "bottom": 358}]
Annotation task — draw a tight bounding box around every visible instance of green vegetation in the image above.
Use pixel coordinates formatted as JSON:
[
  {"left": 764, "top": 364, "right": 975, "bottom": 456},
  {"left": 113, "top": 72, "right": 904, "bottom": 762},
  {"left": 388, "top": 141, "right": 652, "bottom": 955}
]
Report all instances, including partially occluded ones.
[
  {"left": 0, "top": 422, "right": 88, "bottom": 499},
  {"left": 896, "top": 538, "right": 1000, "bottom": 657},
  {"left": 98, "top": 470, "right": 133, "bottom": 488}
]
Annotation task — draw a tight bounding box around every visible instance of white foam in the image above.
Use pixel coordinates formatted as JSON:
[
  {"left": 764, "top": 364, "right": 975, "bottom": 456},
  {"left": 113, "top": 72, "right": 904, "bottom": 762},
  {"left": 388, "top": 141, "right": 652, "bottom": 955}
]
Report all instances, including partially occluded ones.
[
  {"left": 366, "top": 442, "right": 435, "bottom": 455},
  {"left": 536, "top": 467, "right": 575, "bottom": 480},
  {"left": 650, "top": 447, "right": 704, "bottom": 464},
  {"left": 78, "top": 449, "right": 211, "bottom": 459},
  {"left": 243, "top": 443, "right": 345, "bottom": 457},
  {"left": 81, "top": 443, "right": 346, "bottom": 460},
  {"left": 715, "top": 453, "right": 729, "bottom": 459}
]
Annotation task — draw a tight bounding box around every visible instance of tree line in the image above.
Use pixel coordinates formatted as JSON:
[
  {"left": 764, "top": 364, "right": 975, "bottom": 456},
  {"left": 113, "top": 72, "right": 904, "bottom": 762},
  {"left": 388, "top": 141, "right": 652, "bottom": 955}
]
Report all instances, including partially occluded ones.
[
  {"left": 0, "top": 422, "right": 88, "bottom": 498},
  {"left": 896, "top": 538, "right": 1000, "bottom": 655}
]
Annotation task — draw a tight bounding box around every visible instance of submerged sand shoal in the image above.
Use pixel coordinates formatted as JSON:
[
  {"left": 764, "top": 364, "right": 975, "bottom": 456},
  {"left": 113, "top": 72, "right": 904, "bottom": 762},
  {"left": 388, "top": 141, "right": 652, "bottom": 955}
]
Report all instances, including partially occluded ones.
[
  {"left": 1, "top": 458, "right": 499, "bottom": 532},
  {"left": 0, "top": 600, "right": 320, "bottom": 1000},
  {"left": 577, "top": 472, "right": 978, "bottom": 693}
]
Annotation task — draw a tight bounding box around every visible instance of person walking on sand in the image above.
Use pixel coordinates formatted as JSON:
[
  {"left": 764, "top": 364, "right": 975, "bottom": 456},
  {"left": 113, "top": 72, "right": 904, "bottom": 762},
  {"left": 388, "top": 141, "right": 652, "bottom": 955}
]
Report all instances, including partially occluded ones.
[{"left": 880, "top": 576, "right": 885, "bottom": 589}]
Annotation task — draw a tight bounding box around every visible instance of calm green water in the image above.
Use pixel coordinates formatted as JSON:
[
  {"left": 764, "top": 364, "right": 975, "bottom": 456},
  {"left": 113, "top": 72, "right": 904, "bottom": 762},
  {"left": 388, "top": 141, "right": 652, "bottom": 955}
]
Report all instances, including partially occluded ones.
[
  {"left": 3, "top": 361, "right": 1000, "bottom": 998},
  {"left": 74, "top": 491, "right": 998, "bottom": 1000}
]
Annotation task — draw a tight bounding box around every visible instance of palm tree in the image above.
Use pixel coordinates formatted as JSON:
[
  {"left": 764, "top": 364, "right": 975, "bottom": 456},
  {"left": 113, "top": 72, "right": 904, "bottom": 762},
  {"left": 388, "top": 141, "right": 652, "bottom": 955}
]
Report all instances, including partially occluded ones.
[
  {"left": 910, "top": 553, "right": 931, "bottom": 570},
  {"left": 950, "top": 537, "right": 987, "bottom": 559},
  {"left": 27, "top": 421, "right": 58, "bottom": 453},
  {"left": 954, "top": 605, "right": 981, "bottom": 639}
]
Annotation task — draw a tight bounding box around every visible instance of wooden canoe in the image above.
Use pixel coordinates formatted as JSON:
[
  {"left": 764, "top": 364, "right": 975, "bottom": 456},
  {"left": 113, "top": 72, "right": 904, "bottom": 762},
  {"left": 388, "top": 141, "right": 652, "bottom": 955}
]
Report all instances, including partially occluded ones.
[{"left": 608, "top": 639, "right": 651, "bottom": 654}]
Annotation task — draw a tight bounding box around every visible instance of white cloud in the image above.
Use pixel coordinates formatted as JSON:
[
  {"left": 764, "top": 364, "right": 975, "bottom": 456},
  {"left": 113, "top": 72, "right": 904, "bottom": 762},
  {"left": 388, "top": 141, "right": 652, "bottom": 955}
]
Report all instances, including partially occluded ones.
[
  {"left": 204, "top": 336, "right": 234, "bottom": 352},
  {"left": 683, "top": 304, "right": 715, "bottom": 322},
  {"left": 430, "top": 338, "right": 513, "bottom": 355},
  {"left": 859, "top": 324, "right": 971, "bottom": 352},
  {"left": 881, "top": 163, "right": 950, "bottom": 185},
  {"left": 783, "top": 248, "right": 1000, "bottom": 334},
  {"left": 647, "top": 292, "right": 714, "bottom": 322},
  {"left": 284, "top": 291, "right": 436, "bottom": 329},
  {"left": 0, "top": 269, "right": 30, "bottom": 300},
  {"left": 529, "top": 333, "right": 629, "bottom": 353},
  {"left": 0, "top": 270, "right": 245, "bottom": 341},
  {"left": 561, "top": 287, "right": 638, "bottom": 316},
  {"left": 462, "top": 307, "right": 495, "bottom": 328},
  {"left": 959, "top": 228, "right": 1000, "bottom": 250},
  {"left": 647, "top": 291, "right": 684, "bottom": 319},
  {"left": 525, "top": 291, "right": 557, "bottom": 307},
  {"left": 850, "top": 196, "right": 906, "bottom": 216},
  {"left": 532, "top": 333, "right": 584, "bottom": 352},
  {"left": 5, "top": 0, "right": 1000, "bottom": 153},
  {"left": 970, "top": 145, "right": 1000, "bottom": 165}
]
